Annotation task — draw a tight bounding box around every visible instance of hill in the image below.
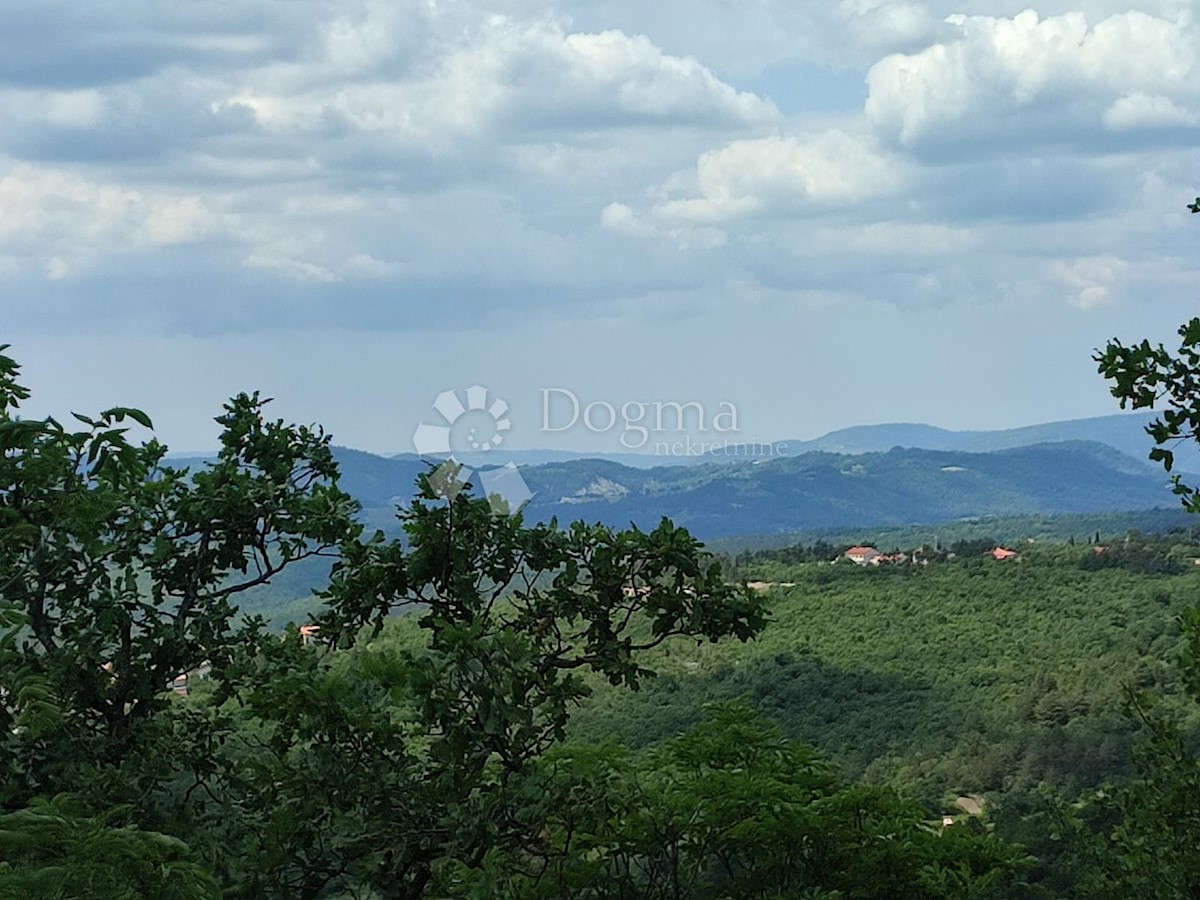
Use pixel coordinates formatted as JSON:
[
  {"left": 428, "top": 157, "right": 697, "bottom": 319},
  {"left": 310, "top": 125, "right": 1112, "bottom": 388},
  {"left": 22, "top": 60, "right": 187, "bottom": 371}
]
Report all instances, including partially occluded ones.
[
  {"left": 569, "top": 552, "right": 1199, "bottom": 799},
  {"left": 203, "top": 439, "right": 1187, "bottom": 624},
  {"left": 244, "top": 441, "right": 1185, "bottom": 541},
  {"left": 772, "top": 411, "right": 1200, "bottom": 469},
  {"left": 512, "top": 441, "right": 1179, "bottom": 539}
]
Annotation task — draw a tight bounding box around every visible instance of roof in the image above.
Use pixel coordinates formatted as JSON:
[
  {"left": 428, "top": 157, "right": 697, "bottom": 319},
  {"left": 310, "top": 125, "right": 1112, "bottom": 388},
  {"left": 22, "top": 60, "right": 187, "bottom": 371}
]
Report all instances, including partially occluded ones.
[{"left": 846, "top": 546, "right": 879, "bottom": 556}]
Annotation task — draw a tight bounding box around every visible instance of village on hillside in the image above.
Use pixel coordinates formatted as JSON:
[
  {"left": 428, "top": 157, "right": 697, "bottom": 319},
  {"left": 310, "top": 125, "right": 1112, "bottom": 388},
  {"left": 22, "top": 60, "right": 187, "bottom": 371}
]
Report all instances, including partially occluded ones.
[{"left": 842, "top": 544, "right": 1020, "bottom": 566}]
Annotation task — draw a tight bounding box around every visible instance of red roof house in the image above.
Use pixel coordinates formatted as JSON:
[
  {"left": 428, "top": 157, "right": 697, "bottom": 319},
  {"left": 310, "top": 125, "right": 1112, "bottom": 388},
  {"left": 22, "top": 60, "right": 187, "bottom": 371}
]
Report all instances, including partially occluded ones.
[{"left": 845, "top": 546, "right": 882, "bottom": 565}]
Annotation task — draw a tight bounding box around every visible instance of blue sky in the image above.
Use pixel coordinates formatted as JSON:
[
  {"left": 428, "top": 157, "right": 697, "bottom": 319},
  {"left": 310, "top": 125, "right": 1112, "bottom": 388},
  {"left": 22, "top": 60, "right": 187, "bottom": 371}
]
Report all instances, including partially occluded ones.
[{"left": 2, "top": 0, "right": 1198, "bottom": 454}]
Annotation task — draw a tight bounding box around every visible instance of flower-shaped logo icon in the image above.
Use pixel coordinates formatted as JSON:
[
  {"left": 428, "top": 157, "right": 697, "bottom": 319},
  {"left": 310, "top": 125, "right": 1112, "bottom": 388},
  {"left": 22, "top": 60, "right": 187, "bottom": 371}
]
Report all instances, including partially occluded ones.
[{"left": 411, "top": 385, "right": 533, "bottom": 515}]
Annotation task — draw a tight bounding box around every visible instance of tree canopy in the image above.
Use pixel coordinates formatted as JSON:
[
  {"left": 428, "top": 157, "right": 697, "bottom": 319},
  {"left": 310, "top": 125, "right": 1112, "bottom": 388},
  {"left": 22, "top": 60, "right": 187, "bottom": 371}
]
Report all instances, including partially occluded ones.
[{"left": 0, "top": 342, "right": 1041, "bottom": 898}]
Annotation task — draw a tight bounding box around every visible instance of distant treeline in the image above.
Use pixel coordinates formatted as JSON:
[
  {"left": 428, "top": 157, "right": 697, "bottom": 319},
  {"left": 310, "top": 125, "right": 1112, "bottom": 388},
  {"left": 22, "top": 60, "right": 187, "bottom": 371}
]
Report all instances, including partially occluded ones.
[{"left": 708, "top": 507, "right": 1196, "bottom": 556}]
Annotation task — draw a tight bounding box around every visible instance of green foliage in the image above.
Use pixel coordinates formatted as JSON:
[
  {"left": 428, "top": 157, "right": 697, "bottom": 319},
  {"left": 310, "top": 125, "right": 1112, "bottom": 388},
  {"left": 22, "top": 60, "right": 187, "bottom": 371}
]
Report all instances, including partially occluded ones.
[
  {"left": 0, "top": 344, "right": 361, "bottom": 802},
  {"left": 0, "top": 347, "right": 360, "bottom": 890},
  {"left": 1096, "top": 195, "right": 1200, "bottom": 511},
  {"left": 0, "top": 344, "right": 1034, "bottom": 897},
  {"left": 1071, "top": 197, "right": 1200, "bottom": 896},
  {"left": 177, "top": 469, "right": 769, "bottom": 897},
  {"left": 465, "top": 704, "right": 1029, "bottom": 899},
  {"left": 1078, "top": 537, "right": 1185, "bottom": 575},
  {"left": 572, "top": 553, "right": 1192, "bottom": 802},
  {"left": 0, "top": 796, "right": 219, "bottom": 899},
  {"left": 710, "top": 509, "right": 1198, "bottom": 561},
  {"left": 1064, "top": 690, "right": 1200, "bottom": 899}
]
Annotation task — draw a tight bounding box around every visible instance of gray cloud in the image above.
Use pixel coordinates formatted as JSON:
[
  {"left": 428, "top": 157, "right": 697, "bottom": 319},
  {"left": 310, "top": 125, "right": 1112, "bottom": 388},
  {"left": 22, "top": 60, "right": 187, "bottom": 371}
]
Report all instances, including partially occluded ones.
[{"left": 0, "top": 0, "right": 1197, "bottom": 396}]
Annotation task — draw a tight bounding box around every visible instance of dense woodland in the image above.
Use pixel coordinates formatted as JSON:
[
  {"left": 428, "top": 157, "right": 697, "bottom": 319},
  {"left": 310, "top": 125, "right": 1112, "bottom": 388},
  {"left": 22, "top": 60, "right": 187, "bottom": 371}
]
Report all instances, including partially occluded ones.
[{"left": 6, "top": 226, "right": 1200, "bottom": 898}]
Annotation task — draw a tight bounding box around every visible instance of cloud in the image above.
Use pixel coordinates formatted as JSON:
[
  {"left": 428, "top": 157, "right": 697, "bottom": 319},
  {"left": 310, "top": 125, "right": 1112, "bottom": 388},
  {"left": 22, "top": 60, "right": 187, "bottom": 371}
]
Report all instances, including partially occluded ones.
[
  {"left": 232, "top": 16, "right": 779, "bottom": 143},
  {"left": 0, "top": 2, "right": 313, "bottom": 89},
  {"left": 620, "top": 131, "right": 908, "bottom": 228},
  {"left": 0, "top": 161, "right": 221, "bottom": 278},
  {"left": 242, "top": 246, "right": 341, "bottom": 283},
  {"left": 599, "top": 201, "right": 726, "bottom": 249},
  {"left": 565, "top": 0, "right": 950, "bottom": 77},
  {"left": 0, "top": 0, "right": 1195, "bottom": 346},
  {"left": 599, "top": 202, "right": 657, "bottom": 237},
  {"left": 1049, "top": 255, "right": 1128, "bottom": 309},
  {"left": 1103, "top": 92, "right": 1199, "bottom": 130},
  {"left": 802, "top": 221, "right": 979, "bottom": 257},
  {"left": 837, "top": 0, "right": 943, "bottom": 54},
  {"left": 866, "top": 10, "right": 1199, "bottom": 149}
]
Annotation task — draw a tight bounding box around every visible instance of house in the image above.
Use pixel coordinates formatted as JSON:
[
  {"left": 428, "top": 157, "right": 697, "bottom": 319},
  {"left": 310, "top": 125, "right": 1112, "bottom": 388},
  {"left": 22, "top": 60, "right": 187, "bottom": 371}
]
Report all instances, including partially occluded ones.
[
  {"left": 991, "top": 547, "right": 1018, "bottom": 561},
  {"left": 845, "top": 546, "right": 881, "bottom": 565},
  {"left": 166, "top": 660, "right": 211, "bottom": 700}
]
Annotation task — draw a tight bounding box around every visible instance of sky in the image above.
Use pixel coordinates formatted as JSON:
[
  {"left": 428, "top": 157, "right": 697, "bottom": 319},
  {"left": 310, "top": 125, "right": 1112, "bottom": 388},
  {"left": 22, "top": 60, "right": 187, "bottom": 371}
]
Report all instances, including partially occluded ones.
[{"left": 2, "top": 0, "right": 1198, "bottom": 455}]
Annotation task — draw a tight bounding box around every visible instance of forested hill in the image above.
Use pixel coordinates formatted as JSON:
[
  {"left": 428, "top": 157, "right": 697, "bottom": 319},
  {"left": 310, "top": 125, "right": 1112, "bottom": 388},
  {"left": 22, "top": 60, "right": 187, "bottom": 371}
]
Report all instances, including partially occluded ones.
[
  {"left": 516, "top": 441, "right": 1177, "bottom": 538},
  {"left": 172, "top": 440, "right": 1180, "bottom": 540},
  {"left": 279, "top": 440, "right": 1181, "bottom": 540}
]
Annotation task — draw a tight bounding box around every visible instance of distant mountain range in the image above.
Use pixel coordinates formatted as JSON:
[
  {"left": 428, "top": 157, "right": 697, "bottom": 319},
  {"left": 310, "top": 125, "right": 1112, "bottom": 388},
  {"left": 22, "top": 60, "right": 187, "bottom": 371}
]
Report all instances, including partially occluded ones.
[
  {"left": 511, "top": 441, "right": 1179, "bottom": 539},
  {"left": 383, "top": 411, "right": 1186, "bottom": 472},
  {"left": 169, "top": 412, "right": 1192, "bottom": 541},
  {"left": 770, "top": 411, "right": 1194, "bottom": 468},
  {"left": 309, "top": 441, "right": 1180, "bottom": 541}
]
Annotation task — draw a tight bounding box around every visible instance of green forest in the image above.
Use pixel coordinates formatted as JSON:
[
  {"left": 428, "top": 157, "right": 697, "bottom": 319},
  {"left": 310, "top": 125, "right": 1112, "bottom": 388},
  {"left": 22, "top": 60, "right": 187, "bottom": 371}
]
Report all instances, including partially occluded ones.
[{"left": 6, "top": 294, "right": 1200, "bottom": 898}]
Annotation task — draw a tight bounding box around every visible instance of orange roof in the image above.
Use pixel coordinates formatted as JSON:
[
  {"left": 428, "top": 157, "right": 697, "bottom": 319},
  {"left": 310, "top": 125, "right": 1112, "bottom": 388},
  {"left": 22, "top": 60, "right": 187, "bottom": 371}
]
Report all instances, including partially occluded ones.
[
  {"left": 846, "top": 546, "right": 878, "bottom": 555},
  {"left": 991, "top": 547, "right": 1018, "bottom": 560}
]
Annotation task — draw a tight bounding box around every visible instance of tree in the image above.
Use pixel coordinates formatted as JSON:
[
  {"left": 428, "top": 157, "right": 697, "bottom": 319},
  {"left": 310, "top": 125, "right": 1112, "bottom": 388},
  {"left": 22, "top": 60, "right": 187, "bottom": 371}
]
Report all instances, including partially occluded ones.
[
  {"left": 0, "top": 341, "right": 1034, "bottom": 898},
  {"left": 187, "top": 467, "right": 769, "bottom": 897},
  {"left": 1095, "top": 198, "right": 1200, "bottom": 509},
  {"left": 0, "top": 796, "right": 220, "bottom": 900},
  {"left": 466, "top": 704, "right": 1030, "bottom": 899},
  {"left": 0, "top": 344, "right": 361, "bottom": 802},
  {"left": 1080, "top": 197, "right": 1200, "bottom": 896},
  {"left": 0, "top": 345, "right": 768, "bottom": 897}
]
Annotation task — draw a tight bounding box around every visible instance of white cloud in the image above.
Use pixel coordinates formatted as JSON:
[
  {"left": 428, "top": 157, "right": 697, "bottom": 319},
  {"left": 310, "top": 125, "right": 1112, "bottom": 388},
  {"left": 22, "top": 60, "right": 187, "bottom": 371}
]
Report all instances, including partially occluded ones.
[
  {"left": 866, "top": 10, "right": 1199, "bottom": 146},
  {"left": 633, "top": 131, "right": 908, "bottom": 226},
  {"left": 342, "top": 252, "right": 401, "bottom": 278},
  {"left": 838, "top": 0, "right": 941, "bottom": 52},
  {"left": 1103, "top": 92, "right": 1199, "bottom": 130},
  {"left": 0, "top": 88, "right": 106, "bottom": 131},
  {"left": 0, "top": 162, "right": 221, "bottom": 276},
  {"left": 599, "top": 201, "right": 726, "bottom": 249},
  {"left": 0, "top": 0, "right": 1196, "bottom": 349},
  {"left": 242, "top": 251, "right": 340, "bottom": 283},
  {"left": 232, "top": 17, "right": 778, "bottom": 142},
  {"left": 1049, "top": 254, "right": 1128, "bottom": 309},
  {"left": 141, "top": 196, "right": 219, "bottom": 245},
  {"left": 600, "top": 202, "right": 656, "bottom": 237}
]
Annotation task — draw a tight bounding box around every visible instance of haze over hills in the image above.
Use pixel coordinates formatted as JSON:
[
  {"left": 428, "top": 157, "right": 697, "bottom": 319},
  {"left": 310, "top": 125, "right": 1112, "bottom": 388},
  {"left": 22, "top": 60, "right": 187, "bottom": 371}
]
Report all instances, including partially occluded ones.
[
  {"left": 771, "top": 411, "right": 1191, "bottom": 468},
  {"left": 514, "top": 441, "right": 1178, "bottom": 539},
  {"left": 379, "top": 411, "right": 1183, "bottom": 472},
  {"left": 168, "top": 412, "right": 1189, "bottom": 541},
  {"left": 287, "top": 440, "right": 1180, "bottom": 541}
]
